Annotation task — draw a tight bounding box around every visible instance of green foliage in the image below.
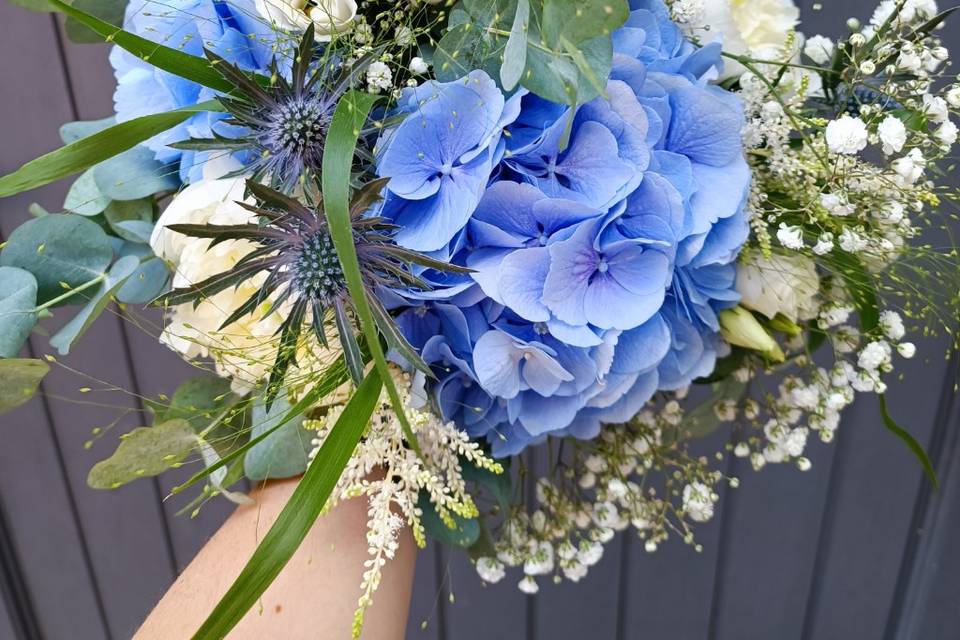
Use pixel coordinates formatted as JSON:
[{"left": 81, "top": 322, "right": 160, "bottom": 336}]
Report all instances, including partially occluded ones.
[
  {"left": 417, "top": 491, "right": 481, "bottom": 548},
  {"left": 49, "top": 254, "right": 138, "bottom": 355},
  {"left": 462, "top": 459, "right": 512, "bottom": 512},
  {"left": 244, "top": 392, "right": 313, "bottom": 481},
  {"left": 93, "top": 146, "right": 179, "bottom": 201},
  {"left": 0, "top": 359, "right": 49, "bottom": 416},
  {"left": 0, "top": 101, "right": 220, "bottom": 199},
  {"left": 436, "top": 0, "right": 628, "bottom": 105},
  {"left": 192, "top": 369, "right": 383, "bottom": 640},
  {"left": 63, "top": 169, "right": 111, "bottom": 216},
  {"left": 0, "top": 214, "right": 113, "bottom": 305},
  {"left": 60, "top": 117, "right": 115, "bottom": 144},
  {"left": 153, "top": 375, "right": 240, "bottom": 429},
  {"left": 115, "top": 243, "right": 169, "bottom": 304},
  {"left": 87, "top": 418, "right": 197, "bottom": 489},
  {"left": 103, "top": 198, "right": 155, "bottom": 242},
  {"left": 321, "top": 90, "right": 422, "bottom": 456},
  {"left": 0, "top": 267, "right": 39, "bottom": 358},
  {"left": 64, "top": 0, "right": 128, "bottom": 44},
  {"left": 673, "top": 378, "right": 748, "bottom": 442}
]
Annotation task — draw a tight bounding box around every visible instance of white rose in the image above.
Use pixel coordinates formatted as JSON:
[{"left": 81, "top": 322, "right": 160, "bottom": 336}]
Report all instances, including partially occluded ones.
[
  {"left": 694, "top": 0, "right": 799, "bottom": 79},
  {"left": 736, "top": 253, "right": 820, "bottom": 322},
  {"left": 255, "top": 0, "right": 357, "bottom": 41}
]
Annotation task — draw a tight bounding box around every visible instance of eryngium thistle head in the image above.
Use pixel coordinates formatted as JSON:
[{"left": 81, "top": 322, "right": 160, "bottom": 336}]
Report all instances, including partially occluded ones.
[
  {"left": 156, "top": 178, "right": 466, "bottom": 404},
  {"left": 174, "top": 24, "right": 369, "bottom": 191}
]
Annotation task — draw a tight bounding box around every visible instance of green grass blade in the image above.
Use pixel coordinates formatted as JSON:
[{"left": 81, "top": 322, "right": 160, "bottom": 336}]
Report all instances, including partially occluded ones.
[
  {"left": 46, "top": 0, "right": 236, "bottom": 94},
  {"left": 191, "top": 368, "right": 383, "bottom": 639},
  {"left": 0, "top": 101, "right": 222, "bottom": 199},
  {"left": 321, "top": 90, "right": 422, "bottom": 456}
]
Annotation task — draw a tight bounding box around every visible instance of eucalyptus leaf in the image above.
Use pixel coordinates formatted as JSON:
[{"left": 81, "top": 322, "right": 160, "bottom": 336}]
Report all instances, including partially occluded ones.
[
  {"left": 104, "top": 198, "right": 154, "bottom": 241},
  {"left": 244, "top": 392, "right": 313, "bottom": 481},
  {"left": 192, "top": 369, "right": 383, "bottom": 640},
  {"left": 60, "top": 116, "right": 116, "bottom": 145},
  {"left": 0, "top": 359, "right": 49, "bottom": 416},
  {"left": 0, "top": 214, "right": 113, "bottom": 305},
  {"left": 0, "top": 267, "right": 39, "bottom": 358},
  {"left": 674, "top": 377, "right": 748, "bottom": 441},
  {"left": 49, "top": 254, "right": 139, "bottom": 355},
  {"left": 87, "top": 418, "right": 197, "bottom": 489},
  {"left": 462, "top": 461, "right": 512, "bottom": 512},
  {"left": 63, "top": 169, "right": 111, "bottom": 216},
  {"left": 417, "top": 491, "right": 481, "bottom": 548},
  {"left": 196, "top": 434, "right": 253, "bottom": 505},
  {"left": 94, "top": 146, "right": 179, "bottom": 201},
  {"left": 115, "top": 243, "right": 169, "bottom": 305},
  {"left": 155, "top": 375, "right": 239, "bottom": 430},
  {"left": 500, "top": 0, "right": 530, "bottom": 90}
]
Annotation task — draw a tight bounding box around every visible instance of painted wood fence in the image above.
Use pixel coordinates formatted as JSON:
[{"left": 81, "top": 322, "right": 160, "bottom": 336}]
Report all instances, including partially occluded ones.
[{"left": 0, "top": 1, "right": 958, "bottom": 638}]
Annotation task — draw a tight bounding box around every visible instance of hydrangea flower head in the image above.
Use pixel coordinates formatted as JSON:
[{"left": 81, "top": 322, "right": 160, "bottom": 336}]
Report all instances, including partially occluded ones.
[{"left": 377, "top": 0, "right": 750, "bottom": 454}]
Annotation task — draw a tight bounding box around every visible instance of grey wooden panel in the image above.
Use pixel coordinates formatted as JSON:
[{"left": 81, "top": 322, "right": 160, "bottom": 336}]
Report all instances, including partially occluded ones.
[
  {"left": 0, "top": 594, "right": 17, "bottom": 640},
  {"left": 0, "top": 8, "right": 177, "bottom": 638},
  {"left": 406, "top": 542, "right": 443, "bottom": 640},
  {"left": 620, "top": 431, "right": 730, "bottom": 640}
]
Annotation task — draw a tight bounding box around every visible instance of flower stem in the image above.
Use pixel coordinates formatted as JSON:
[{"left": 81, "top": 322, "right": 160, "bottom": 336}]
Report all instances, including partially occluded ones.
[{"left": 33, "top": 272, "right": 107, "bottom": 312}]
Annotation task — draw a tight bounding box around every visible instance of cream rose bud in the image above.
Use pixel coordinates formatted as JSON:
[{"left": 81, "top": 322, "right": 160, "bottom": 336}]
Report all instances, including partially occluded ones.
[
  {"left": 150, "top": 178, "right": 247, "bottom": 266},
  {"left": 255, "top": 0, "right": 357, "bottom": 41},
  {"left": 693, "top": 0, "right": 800, "bottom": 79},
  {"left": 736, "top": 253, "right": 820, "bottom": 323}
]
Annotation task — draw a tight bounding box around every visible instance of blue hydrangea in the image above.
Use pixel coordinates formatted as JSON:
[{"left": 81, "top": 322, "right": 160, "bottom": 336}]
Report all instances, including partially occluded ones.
[
  {"left": 379, "top": 0, "right": 750, "bottom": 455},
  {"left": 110, "top": 0, "right": 279, "bottom": 182}
]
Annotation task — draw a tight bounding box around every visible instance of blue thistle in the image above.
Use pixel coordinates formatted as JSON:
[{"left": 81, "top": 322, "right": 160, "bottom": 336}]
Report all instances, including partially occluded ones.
[
  {"left": 156, "top": 178, "right": 466, "bottom": 405},
  {"left": 173, "top": 24, "right": 370, "bottom": 190}
]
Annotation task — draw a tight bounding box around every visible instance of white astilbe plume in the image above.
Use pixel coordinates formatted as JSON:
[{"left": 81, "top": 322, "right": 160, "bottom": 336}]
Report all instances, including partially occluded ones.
[{"left": 307, "top": 368, "right": 503, "bottom": 638}]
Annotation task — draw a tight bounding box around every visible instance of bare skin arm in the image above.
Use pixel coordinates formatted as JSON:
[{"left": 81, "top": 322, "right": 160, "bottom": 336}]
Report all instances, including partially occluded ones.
[{"left": 134, "top": 478, "right": 416, "bottom": 640}]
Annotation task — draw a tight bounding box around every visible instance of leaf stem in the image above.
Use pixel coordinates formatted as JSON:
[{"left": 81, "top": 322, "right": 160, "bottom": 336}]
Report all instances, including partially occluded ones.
[{"left": 33, "top": 273, "right": 106, "bottom": 312}]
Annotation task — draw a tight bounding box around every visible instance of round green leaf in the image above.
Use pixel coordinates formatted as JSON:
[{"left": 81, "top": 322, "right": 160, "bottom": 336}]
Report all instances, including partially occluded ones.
[
  {"left": 63, "top": 169, "right": 111, "bottom": 216},
  {"left": 116, "top": 243, "right": 169, "bottom": 304},
  {"left": 417, "top": 491, "right": 481, "bottom": 548},
  {"left": 0, "top": 358, "right": 49, "bottom": 416},
  {"left": 87, "top": 419, "right": 198, "bottom": 489},
  {"left": 93, "top": 146, "right": 179, "bottom": 201},
  {"left": 59, "top": 116, "right": 116, "bottom": 145},
  {"left": 104, "top": 198, "right": 154, "bottom": 242},
  {"left": 0, "top": 267, "right": 39, "bottom": 358},
  {"left": 244, "top": 392, "right": 312, "bottom": 482},
  {"left": 0, "top": 214, "right": 113, "bottom": 305}
]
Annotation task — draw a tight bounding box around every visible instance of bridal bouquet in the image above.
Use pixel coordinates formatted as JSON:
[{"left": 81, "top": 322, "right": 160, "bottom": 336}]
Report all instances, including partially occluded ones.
[{"left": 1, "top": 0, "right": 958, "bottom": 636}]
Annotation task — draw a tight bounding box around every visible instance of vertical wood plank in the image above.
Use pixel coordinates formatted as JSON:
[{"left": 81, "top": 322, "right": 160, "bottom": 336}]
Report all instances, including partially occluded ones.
[
  {"left": 0, "top": 6, "right": 178, "bottom": 638},
  {"left": 406, "top": 543, "right": 443, "bottom": 640}
]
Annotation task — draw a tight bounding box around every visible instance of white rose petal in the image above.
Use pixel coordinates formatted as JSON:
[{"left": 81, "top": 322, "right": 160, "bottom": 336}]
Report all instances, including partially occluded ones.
[{"left": 255, "top": 0, "right": 357, "bottom": 41}]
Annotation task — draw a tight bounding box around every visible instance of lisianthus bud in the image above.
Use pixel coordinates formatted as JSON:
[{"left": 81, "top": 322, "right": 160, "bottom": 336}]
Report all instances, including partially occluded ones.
[
  {"left": 720, "top": 307, "right": 785, "bottom": 362},
  {"left": 255, "top": 0, "right": 357, "bottom": 41}
]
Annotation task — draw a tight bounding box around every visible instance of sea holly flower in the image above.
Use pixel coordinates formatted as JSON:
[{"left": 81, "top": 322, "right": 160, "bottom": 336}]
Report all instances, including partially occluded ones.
[
  {"left": 172, "top": 24, "right": 371, "bottom": 191},
  {"left": 376, "top": 70, "right": 518, "bottom": 252},
  {"left": 156, "top": 178, "right": 465, "bottom": 403}
]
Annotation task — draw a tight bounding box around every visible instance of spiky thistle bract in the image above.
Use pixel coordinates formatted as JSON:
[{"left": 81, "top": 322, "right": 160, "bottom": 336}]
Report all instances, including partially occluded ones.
[
  {"left": 156, "top": 178, "right": 467, "bottom": 406},
  {"left": 173, "top": 23, "right": 371, "bottom": 191}
]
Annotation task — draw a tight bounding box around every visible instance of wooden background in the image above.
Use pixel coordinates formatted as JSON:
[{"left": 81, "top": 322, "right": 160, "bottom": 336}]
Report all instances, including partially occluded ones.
[{"left": 1, "top": 1, "right": 959, "bottom": 638}]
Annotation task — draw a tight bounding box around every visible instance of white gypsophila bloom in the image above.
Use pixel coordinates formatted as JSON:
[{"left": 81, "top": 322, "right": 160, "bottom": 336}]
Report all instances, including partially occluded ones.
[
  {"left": 518, "top": 576, "right": 539, "bottom": 595},
  {"left": 892, "top": 149, "right": 926, "bottom": 184},
  {"left": 879, "top": 310, "right": 906, "bottom": 341},
  {"left": 820, "top": 305, "right": 852, "bottom": 328},
  {"left": 947, "top": 86, "right": 960, "bottom": 108},
  {"left": 682, "top": 482, "right": 715, "bottom": 523},
  {"left": 255, "top": 0, "right": 357, "bottom": 41},
  {"left": 923, "top": 94, "right": 950, "bottom": 123},
  {"left": 820, "top": 193, "right": 855, "bottom": 217},
  {"left": 858, "top": 340, "right": 892, "bottom": 371},
  {"left": 562, "top": 562, "right": 588, "bottom": 582},
  {"left": 936, "top": 121, "right": 958, "bottom": 147},
  {"left": 877, "top": 115, "right": 907, "bottom": 155},
  {"left": 898, "top": 342, "right": 917, "bottom": 358},
  {"left": 826, "top": 115, "right": 868, "bottom": 155},
  {"left": 523, "top": 541, "right": 555, "bottom": 576},
  {"left": 777, "top": 223, "right": 805, "bottom": 249},
  {"left": 736, "top": 252, "right": 819, "bottom": 322},
  {"left": 871, "top": 0, "right": 938, "bottom": 27},
  {"left": 803, "top": 34, "right": 834, "bottom": 64},
  {"left": 409, "top": 56, "right": 429, "bottom": 75},
  {"left": 812, "top": 233, "right": 834, "bottom": 255},
  {"left": 839, "top": 228, "right": 869, "bottom": 253},
  {"left": 897, "top": 47, "right": 924, "bottom": 73},
  {"left": 366, "top": 61, "right": 393, "bottom": 93},
  {"left": 476, "top": 557, "right": 506, "bottom": 584}
]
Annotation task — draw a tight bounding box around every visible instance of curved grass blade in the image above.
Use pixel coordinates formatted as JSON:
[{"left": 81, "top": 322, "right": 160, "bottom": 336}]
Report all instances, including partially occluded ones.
[
  {"left": 46, "top": 0, "right": 236, "bottom": 94},
  {"left": 321, "top": 90, "right": 422, "bottom": 456},
  {"left": 0, "top": 101, "right": 222, "bottom": 199},
  {"left": 191, "top": 368, "right": 383, "bottom": 639}
]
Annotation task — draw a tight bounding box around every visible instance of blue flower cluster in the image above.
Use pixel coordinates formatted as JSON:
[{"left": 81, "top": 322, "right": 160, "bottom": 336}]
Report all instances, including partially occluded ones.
[
  {"left": 377, "top": 0, "right": 750, "bottom": 455},
  {"left": 110, "top": 0, "right": 279, "bottom": 182}
]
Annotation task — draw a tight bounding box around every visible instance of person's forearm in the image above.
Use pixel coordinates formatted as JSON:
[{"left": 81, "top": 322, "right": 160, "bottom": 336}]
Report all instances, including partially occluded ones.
[{"left": 134, "top": 478, "right": 416, "bottom": 639}]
